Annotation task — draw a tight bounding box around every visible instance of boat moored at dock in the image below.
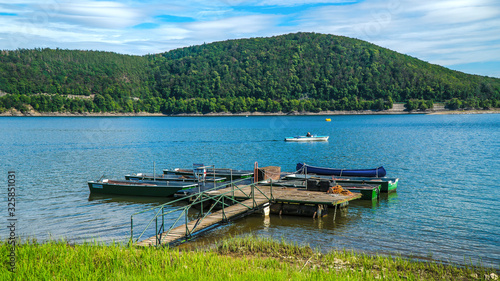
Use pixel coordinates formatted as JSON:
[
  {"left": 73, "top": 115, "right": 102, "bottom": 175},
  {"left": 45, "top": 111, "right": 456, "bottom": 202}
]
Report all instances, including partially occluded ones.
[
  {"left": 87, "top": 179, "right": 198, "bottom": 197},
  {"left": 337, "top": 183, "right": 381, "bottom": 200},
  {"left": 285, "top": 173, "right": 398, "bottom": 193},
  {"left": 125, "top": 173, "right": 226, "bottom": 183},
  {"left": 296, "top": 163, "right": 387, "bottom": 178}
]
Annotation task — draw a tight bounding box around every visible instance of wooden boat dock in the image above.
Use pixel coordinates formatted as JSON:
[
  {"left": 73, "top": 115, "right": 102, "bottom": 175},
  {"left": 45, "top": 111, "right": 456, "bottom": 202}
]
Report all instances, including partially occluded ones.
[
  {"left": 207, "top": 184, "right": 361, "bottom": 206},
  {"left": 136, "top": 183, "right": 360, "bottom": 247}
]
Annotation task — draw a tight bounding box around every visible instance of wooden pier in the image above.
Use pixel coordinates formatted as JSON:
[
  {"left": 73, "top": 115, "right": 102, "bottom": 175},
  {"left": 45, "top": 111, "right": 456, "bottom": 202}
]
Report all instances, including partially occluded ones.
[
  {"left": 136, "top": 184, "right": 360, "bottom": 247},
  {"left": 208, "top": 184, "right": 361, "bottom": 206}
]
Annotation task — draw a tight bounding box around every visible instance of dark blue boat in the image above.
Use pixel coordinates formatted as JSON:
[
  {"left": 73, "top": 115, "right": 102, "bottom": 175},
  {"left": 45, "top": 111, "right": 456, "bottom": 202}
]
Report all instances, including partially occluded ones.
[{"left": 296, "top": 163, "right": 386, "bottom": 178}]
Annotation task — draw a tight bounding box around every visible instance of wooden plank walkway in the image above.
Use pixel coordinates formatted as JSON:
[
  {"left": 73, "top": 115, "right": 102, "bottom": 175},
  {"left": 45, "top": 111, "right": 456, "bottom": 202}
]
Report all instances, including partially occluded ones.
[
  {"left": 207, "top": 184, "right": 361, "bottom": 206},
  {"left": 137, "top": 197, "right": 270, "bottom": 247}
]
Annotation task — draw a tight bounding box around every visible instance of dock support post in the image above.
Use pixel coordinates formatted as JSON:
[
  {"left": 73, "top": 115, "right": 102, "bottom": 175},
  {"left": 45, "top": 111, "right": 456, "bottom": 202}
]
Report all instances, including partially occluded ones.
[
  {"left": 222, "top": 196, "right": 227, "bottom": 222},
  {"left": 200, "top": 192, "right": 204, "bottom": 217},
  {"left": 251, "top": 183, "right": 255, "bottom": 208},
  {"left": 231, "top": 180, "right": 234, "bottom": 199},
  {"left": 185, "top": 209, "right": 188, "bottom": 237},
  {"left": 270, "top": 179, "right": 273, "bottom": 200},
  {"left": 333, "top": 204, "right": 337, "bottom": 223},
  {"left": 263, "top": 203, "right": 270, "bottom": 216},
  {"left": 155, "top": 216, "right": 158, "bottom": 246},
  {"left": 254, "top": 162, "right": 258, "bottom": 183}
]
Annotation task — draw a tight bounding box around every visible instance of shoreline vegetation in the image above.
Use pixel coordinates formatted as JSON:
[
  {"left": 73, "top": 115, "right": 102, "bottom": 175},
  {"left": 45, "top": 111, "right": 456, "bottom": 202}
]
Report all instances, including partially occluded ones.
[
  {"left": 1, "top": 236, "right": 498, "bottom": 280},
  {"left": 1, "top": 111, "right": 499, "bottom": 117},
  {"left": 1, "top": 107, "right": 499, "bottom": 117}
]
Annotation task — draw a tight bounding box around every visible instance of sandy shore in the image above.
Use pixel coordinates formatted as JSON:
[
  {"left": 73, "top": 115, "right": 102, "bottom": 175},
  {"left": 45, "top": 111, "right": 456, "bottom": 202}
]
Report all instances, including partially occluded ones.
[{"left": 1, "top": 108, "right": 498, "bottom": 117}]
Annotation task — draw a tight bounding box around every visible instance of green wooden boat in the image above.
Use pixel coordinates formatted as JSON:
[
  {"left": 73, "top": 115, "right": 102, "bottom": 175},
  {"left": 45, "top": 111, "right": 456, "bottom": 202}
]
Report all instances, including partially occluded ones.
[
  {"left": 285, "top": 174, "right": 398, "bottom": 193},
  {"left": 87, "top": 179, "right": 198, "bottom": 197},
  {"left": 334, "top": 177, "right": 397, "bottom": 193},
  {"left": 339, "top": 183, "right": 380, "bottom": 200}
]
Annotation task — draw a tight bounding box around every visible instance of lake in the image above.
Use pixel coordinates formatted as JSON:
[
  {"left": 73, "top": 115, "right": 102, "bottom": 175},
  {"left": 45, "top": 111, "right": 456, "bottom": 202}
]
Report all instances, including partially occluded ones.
[{"left": 0, "top": 114, "right": 499, "bottom": 268}]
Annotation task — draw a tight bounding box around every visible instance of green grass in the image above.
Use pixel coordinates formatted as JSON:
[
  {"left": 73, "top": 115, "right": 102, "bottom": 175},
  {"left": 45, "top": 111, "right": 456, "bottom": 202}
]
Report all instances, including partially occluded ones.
[{"left": 0, "top": 236, "right": 497, "bottom": 280}]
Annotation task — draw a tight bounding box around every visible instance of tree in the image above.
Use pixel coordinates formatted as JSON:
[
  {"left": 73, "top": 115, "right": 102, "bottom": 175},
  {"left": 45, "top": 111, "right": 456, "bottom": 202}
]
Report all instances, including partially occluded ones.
[
  {"left": 446, "top": 98, "right": 462, "bottom": 110},
  {"left": 94, "top": 94, "right": 105, "bottom": 112}
]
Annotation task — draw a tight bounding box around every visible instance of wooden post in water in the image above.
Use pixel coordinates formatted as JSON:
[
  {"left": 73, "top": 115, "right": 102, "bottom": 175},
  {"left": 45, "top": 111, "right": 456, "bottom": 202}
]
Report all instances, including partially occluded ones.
[
  {"left": 333, "top": 204, "right": 337, "bottom": 223},
  {"left": 254, "top": 162, "right": 258, "bottom": 183}
]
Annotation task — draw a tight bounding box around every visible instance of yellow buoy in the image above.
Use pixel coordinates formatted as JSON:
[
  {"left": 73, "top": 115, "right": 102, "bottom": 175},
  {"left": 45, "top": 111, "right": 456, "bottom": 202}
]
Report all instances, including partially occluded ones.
[{"left": 325, "top": 118, "right": 331, "bottom": 122}]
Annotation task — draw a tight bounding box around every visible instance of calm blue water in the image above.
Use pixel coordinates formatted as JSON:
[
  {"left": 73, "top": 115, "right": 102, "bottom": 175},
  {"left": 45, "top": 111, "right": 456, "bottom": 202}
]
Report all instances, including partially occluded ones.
[{"left": 0, "top": 114, "right": 499, "bottom": 267}]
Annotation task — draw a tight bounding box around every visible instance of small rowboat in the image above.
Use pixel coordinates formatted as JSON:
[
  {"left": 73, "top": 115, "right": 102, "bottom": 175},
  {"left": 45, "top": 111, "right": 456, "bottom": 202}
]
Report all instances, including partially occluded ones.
[
  {"left": 125, "top": 173, "right": 225, "bottom": 183},
  {"left": 339, "top": 183, "right": 380, "bottom": 200},
  {"left": 284, "top": 135, "right": 329, "bottom": 142},
  {"left": 87, "top": 179, "right": 197, "bottom": 197},
  {"left": 296, "top": 163, "right": 387, "bottom": 178}
]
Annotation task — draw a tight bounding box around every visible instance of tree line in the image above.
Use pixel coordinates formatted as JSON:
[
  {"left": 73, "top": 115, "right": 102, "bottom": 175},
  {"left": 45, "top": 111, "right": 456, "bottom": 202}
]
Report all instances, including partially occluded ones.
[{"left": 0, "top": 94, "right": 392, "bottom": 114}]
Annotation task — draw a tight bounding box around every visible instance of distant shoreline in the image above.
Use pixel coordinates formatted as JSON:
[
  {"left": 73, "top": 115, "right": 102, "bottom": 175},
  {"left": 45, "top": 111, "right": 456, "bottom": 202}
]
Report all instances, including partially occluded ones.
[{"left": 1, "top": 108, "right": 499, "bottom": 117}]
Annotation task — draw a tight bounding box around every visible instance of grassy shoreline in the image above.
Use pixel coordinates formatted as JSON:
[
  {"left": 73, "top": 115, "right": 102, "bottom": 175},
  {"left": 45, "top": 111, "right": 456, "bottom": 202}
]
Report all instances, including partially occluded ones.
[{"left": 1, "top": 236, "right": 498, "bottom": 280}]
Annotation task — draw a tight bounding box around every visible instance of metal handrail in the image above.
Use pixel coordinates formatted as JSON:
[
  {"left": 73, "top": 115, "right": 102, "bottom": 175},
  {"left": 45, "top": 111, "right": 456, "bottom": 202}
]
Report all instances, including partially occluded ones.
[
  {"left": 131, "top": 177, "right": 274, "bottom": 246},
  {"left": 131, "top": 177, "right": 247, "bottom": 243}
]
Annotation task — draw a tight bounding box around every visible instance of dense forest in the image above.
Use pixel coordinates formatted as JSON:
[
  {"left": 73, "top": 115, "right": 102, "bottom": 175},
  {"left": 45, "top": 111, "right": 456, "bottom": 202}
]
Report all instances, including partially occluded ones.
[{"left": 0, "top": 32, "right": 499, "bottom": 114}]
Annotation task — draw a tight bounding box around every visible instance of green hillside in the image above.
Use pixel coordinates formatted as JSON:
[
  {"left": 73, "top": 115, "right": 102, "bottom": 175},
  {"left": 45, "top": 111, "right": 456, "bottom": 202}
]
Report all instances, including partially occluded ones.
[{"left": 1, "top": 32, "right": 499, "bottom": 114}]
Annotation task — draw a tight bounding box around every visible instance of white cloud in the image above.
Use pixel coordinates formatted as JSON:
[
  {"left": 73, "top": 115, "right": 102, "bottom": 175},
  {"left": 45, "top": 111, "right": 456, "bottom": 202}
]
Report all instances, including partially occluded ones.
[
  {"left": 154, "top": 26, "right": 191, "bottom": 40},
  {"left": 51, "top": 1, "right": 144, "bottom": 28},
  {"left": 423, "top": 7, "right": 498, "bottom": 24},
  {"left": 258, "top": 0, "right": 358, "bottom": 6},
  {"left": 408, "top": 0, "right": 500, "bottom": 26}
]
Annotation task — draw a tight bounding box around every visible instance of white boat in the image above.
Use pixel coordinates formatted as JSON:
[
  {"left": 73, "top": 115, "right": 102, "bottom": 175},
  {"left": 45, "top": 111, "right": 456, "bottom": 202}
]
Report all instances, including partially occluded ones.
[{"left": 284, "top": 135, "right": 329, "bottom": 142}]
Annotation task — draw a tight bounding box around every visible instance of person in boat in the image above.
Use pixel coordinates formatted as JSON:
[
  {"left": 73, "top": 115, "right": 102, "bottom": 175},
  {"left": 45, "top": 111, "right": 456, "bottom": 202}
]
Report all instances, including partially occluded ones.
[{"left": 306, "top": 132, "right": 312, "bottom": 137}]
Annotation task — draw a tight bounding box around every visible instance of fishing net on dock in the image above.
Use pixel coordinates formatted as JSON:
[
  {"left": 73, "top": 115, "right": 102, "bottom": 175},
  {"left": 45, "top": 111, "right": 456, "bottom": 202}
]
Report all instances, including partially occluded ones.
[{"left": 327, "top": 185, "right": 353, "bottom": 196}]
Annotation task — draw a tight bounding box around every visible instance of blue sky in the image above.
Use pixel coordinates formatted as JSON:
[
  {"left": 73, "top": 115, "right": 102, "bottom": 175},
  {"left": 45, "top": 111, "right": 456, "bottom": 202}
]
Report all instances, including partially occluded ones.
[{"left": 1, "top": 0, "right": 499, "bottom": 78}]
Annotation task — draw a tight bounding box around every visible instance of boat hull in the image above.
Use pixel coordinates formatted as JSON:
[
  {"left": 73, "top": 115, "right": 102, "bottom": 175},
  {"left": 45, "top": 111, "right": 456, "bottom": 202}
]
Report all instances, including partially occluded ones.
[
  {"left": 285, "top": 136, "right": 329, "bottom": 142},
  {"left": 88, "top": 180, "right": 197, "bottom": 197},
  {"left": 336, "top": 178, "right": 397, "bottom": 192},
  {"left": 296, "top": 163, "right": 387, "bottom": 178},
  {"left": 285, "top": 174, "right": 397, "bottom": 193},
  {"left": 340, "top": 184, "right": 380, "bottom": 200}
]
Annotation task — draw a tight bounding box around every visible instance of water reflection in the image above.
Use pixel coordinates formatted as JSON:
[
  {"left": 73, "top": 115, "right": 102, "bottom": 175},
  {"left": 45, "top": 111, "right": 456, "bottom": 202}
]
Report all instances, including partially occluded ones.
[
  {"left": 88, "top": 194, "right": 175, "bottom": 205},
  {"left": 349, "top": 192, "right": 399, "bottom": 210}
]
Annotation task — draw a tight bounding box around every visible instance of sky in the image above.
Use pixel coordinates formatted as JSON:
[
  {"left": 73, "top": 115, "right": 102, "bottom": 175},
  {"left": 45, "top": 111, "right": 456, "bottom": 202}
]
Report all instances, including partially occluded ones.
[{"left": 0, "top": 0, "right": 499, "bottom": 78}]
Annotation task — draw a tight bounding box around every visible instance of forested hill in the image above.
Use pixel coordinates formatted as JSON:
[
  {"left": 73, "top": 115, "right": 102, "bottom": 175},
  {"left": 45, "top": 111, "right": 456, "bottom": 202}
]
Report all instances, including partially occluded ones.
[
  {"left": 1, "top": 32, "right": 499, "bottom": 114},
  {"left": 0, "top": 48, "right": 151, "bottom": 96}
]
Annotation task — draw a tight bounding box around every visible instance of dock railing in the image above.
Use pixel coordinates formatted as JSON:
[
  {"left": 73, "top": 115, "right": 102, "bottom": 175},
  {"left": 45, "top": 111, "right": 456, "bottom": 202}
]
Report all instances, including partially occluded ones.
[{"left": 130, "top": 177, "right": 274, "bottom": 247}]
